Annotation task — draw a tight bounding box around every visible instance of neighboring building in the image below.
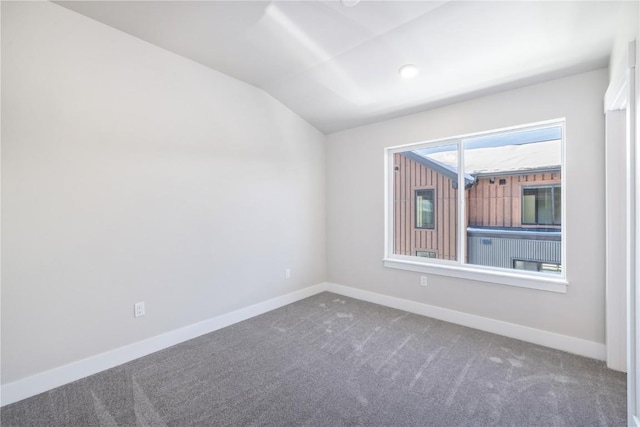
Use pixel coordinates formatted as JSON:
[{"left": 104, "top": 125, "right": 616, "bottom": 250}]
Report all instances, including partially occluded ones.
[{"left": 393, "top": 139, "right": 562, "bottom": 273}]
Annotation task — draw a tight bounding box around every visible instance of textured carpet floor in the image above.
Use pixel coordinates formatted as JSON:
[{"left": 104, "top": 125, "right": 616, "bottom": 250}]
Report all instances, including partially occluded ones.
[{"left": 1, "top": 292, "right": 626, "bottom": 426}]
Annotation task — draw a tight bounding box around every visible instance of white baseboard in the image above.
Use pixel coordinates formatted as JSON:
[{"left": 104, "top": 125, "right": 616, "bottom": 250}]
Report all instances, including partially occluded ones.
[
  {"left": 2, "top": 281, "right": 606, "bottom": 406},
  {"left": 1, "top": 283, "right": 329, "bottom": 407},
  {"left": 326, "top": 283, "right": 606, "bottom": 361}
]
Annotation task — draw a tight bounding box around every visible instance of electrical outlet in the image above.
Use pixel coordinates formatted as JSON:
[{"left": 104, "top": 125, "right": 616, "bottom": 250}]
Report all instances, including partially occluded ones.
[
  {"left": 285, "top": 268, "right": 291, "bottom": 279},
  {"left": 420, "top": 276, "right": 428, "bottom": 287},
  {"left": 134, "top": 301, "right": 145, "bottom": 318}
]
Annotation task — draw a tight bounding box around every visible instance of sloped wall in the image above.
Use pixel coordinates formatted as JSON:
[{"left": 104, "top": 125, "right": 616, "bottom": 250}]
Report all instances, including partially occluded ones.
[{"left": 1, "top": 1, "right": 326, "bottom": 384}]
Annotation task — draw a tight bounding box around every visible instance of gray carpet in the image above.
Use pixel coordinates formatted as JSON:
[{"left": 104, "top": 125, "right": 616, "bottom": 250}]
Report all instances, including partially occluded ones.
[{"left": 1, "top": 292, "right": 626, "bottom": 426}]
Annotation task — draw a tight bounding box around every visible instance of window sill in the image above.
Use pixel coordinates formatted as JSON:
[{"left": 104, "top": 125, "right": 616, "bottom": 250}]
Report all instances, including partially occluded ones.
[{"left": 383, "top": 257, "right": 567, "bottom": 293}]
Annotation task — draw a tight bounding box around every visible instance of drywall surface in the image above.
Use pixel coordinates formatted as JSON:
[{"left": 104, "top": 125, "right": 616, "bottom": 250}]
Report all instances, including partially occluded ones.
[
  {"left": 326, "top": 69, "right": 608, "bottom": 344},
  {"left": 1, "top": 1, "right": 325, "bottom": 384}
]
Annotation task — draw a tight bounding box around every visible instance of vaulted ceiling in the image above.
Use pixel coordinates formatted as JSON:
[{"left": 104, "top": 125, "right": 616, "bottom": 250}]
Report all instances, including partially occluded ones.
[{"left": 56, "top": 1, "right": 624, "bottom": 134}]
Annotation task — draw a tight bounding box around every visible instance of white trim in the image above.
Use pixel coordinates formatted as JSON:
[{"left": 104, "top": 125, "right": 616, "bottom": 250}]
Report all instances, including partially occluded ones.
[
  {"left": 386, "top": 118, "right": 567, "bottom": 154},
  {"left": 458, "top": 140, "right": 467, "bottom": 266},
  {"left": 630, "top": 38, "right": 639, "bottom": 427},
  {"left": 611, "top": 38, "right": 640, "bottom": 427},
  {"left": 384, "top": 147, "right": 393, "bottom": 259},
  {"left": 2, "top": 281, "right": 605, "bottom": 407},
  {"left": 561, "top": 123, "right": 568, "bottom": 284},
  {"left": 605, "top": 39, "right": 638, "bottom": 425},
  {"left": 383, "top": 258, "right": 567, "bottom": 293},
  {"left": 605, "top": 72, "right": 629, "bottom": 112},
  {"left": 326, "top": 282, "right": 604, "bottom": 360},
  {"left": 0, "top": 283, "right": 329, "bottom": 407},
  {"left": 605, "top": 109, "right": 628, "bottom": 372}
]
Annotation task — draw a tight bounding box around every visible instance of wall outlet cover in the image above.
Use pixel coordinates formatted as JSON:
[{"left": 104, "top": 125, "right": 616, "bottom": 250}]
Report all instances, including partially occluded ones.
[{"left": 134, "top": 302, "right": 145, "bottom": 317}]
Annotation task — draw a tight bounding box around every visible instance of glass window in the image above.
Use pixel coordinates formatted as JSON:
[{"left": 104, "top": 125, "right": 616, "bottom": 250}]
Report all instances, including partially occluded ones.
[
  {"left": 416, "top": 250, "right": 436, "bottom": 258},
  {"left": 514, "top": 259, "right": 561, "bottom": 274},
  {"left": 514, "top": 259, "right": 539, "bottom": 271},
  {"left": 415, "top": 189, "right": 435, "bottom": 229},
  {"left": 387, "top": 121, "right": 564, "bottom": 280},
  {"left": 522, "top": 186, "right": 561, "bottom": 225},
  {"left": 554, "top": 186, "right": 561, "bottom": 225}
]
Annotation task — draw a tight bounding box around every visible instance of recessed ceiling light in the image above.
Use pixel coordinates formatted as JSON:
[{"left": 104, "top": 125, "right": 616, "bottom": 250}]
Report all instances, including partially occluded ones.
[
  {"left": 341, "top": 0, "right": 360, "bottom": 7},
  {"left": 399, "top": 64, "right": 419, "bottom": 79}
]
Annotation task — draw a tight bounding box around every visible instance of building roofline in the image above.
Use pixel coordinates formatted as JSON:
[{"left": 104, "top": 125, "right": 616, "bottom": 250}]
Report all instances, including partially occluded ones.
[
  {"left": 401, "top": 152, "right": 560, "bottom": 188},
  {"left": 473, "top": 167, "right": 561, "bottom": 178},
  {"left": 402, "top": 152, "right": 475, "bottom": 189}
]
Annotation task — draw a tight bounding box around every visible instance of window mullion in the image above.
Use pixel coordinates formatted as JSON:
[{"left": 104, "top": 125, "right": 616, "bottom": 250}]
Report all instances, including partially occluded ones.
[{"left": 458, "top": 140, "right": 466, "bottom": 267}]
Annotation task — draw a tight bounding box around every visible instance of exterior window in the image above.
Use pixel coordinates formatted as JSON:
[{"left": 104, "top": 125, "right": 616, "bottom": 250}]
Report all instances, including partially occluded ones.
[
  {"left": 416, "top": 250, "right": 436, "bottom": 258},
  {"left": 386, "top": 120, "right": 565, "bottom": 286},
  {"left": 522, "top": 186, "right": 561, "bottom": 225},
  {"left": 415, "top": 189, "right": 435, "bottom": 229},
  {"left": 514, "top": 259, "right": 561, "bottom": 274}
]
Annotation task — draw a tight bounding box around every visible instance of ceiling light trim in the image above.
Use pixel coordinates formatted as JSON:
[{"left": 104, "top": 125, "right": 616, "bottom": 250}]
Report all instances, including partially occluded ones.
[{"left": 399, "top": 64, "right": 419, "bottom": 79}]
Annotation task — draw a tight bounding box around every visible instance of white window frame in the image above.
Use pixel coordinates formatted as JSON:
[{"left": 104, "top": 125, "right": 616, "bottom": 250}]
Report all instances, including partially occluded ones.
[{"left": 383, "top": 119, "right": 568, "bottom": 293}]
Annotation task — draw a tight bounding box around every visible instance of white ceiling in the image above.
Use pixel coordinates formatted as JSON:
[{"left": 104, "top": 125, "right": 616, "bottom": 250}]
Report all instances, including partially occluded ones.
[{"left": 55, "top": 1, "right": 623, "bottom": 134}]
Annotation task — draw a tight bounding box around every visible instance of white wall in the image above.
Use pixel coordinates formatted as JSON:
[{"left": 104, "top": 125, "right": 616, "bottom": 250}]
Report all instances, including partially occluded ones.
[
  {"left": 609, "top": 1, "right": 639, "bottom": 91},
  {"left": 1, "top": 1, "right": 326, "bottom": 384},
  {"left": 326, "top": 69, "right": 609, "bottom": 345}
]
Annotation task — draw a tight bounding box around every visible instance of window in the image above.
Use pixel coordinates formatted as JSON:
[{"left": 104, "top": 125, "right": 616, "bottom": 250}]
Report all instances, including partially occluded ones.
[
  {"left": 522, "top": 186, "right": 561, "bottom": 225},
  {"left": 514, "top": 259, "right": 561, "bottom": 274},
  {"left": 385, "top": 120, "right": 566, "bottom": 291},
  {"left": 415, "top": 189, "right": 435, "bottom": 229},
  {"left": 416, "top": 250, "right": 436, "bottom": 258}
]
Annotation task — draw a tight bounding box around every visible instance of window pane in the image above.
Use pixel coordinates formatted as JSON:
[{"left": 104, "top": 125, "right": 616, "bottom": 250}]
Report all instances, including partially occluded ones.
[
  {"left": 514, "top": 260, "right": 538, "bottom": 271},
  {"left": 464, "top": 126, "right": 562, "bottom": 274},
  {"left": 392, "top": 144, "right": 458, "bottom": 261},
  {"left": 416, "top": 251, "right": 436, "bottom": 258},
  {"left": 389, "top": 123, "right": 563, "bottom": 278},
  {"left": 522, "top": 192, "right": 536, "bottom": 224},
  {"left": 522, "top": 187, "right": 558, "bottom": 225},
  {"left": 513, "top": 259, "right": 561, "bottom": 274},
  {"left": 553, "top": 186, "right": 561, "bottom": 224},
  {"left": 540, "top": 262, "right": 561, "bottom": 274},
  {"left": 523, "top": 187, "right": 552, "bottom": 224},
  {"left": 536, "top": 187, "right": 553, "bottom": 224},
  {"left": 415, "top": 189, "right": 434, "bottom": 228}
]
